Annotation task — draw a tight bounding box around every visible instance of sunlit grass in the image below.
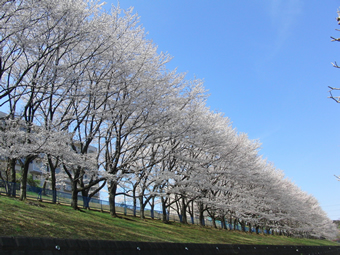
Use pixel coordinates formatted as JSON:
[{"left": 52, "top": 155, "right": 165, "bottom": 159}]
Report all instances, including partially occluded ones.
[{"left": 0, "top": 195, "right": 338, "bottom": 246}]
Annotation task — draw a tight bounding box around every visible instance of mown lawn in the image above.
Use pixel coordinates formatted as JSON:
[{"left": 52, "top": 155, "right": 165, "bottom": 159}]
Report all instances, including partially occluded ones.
[{"left": 0, "top": 195, "right": 338, "bottom": 246}]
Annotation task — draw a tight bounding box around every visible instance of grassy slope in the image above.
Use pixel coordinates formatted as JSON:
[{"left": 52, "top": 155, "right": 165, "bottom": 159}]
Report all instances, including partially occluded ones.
[{"left": 0, "top": 196, "right": 338, "bottom": 246}]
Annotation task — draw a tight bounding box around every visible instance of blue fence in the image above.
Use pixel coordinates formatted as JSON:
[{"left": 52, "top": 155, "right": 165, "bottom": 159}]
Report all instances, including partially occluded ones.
[{"left": 0, "top": 180, "right": 270, "bottom": 233}]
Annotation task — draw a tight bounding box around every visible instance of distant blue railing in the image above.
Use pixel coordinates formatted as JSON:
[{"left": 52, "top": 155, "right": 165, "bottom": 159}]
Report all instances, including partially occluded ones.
[{"left": 0, "top": 180, "right": 269, "bottom": 233}]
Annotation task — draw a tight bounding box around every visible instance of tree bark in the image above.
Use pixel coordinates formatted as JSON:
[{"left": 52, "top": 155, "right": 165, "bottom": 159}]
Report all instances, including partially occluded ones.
[
  {"left": 70, "top": 167, "right": 81, "bottom": 210},
  {"left": 133, "top": 184, "right": 137, "bottom": 217},
  {"left": 81, "top": 189, "right": 90, "bottom": 210},
  {"left": 47, "top": 156, "right": 58, "bottom": 203},
  {"left": 51, "top": 166, "right": 57, "bottom": 204},
  {"left": 221, "top": 216, "right": 227, "bottom": 230},
  {"left": 181, "top": 197, "right": 188, "bottom": 224},
  {"left": 19, "top": 159, "right": 31, "bottom": 201},
  {"left": 187, "top": 201, "right": 194, "bottom": 224},
  {"left": 9, "top": 159, "right": 16, "bottom": 197},
  {"left": 71, "top": 179, "right": 79, "bottom": 210},
  {"left": 139, "top": 195, "right": 145, "bottom": 219},
  {"left": 198, "top": 202, "right": 205, "bottom": 226},
  {"left": 150, "top": 196, "right": 155, "bottom": 219},
  {"left": 212, "top": 217, "right": 217, "bottom": 229},
  {"left": 161, "top": 196, "right": 168, "bottom": 223},
  {"left": 229, "top": 216, "right": 234, "bottom": 230},
  {"left": 133, "top": 196, "right": 137, "bottom": 217},
  {"left": 240, "top": 220, "right": 246, "bottom": 232},
  {"left": 234, "top": 218, "right": 238, "bottom": 231},
  {"left": 108, "top": 181, "right": 118, "bottom": 217}
]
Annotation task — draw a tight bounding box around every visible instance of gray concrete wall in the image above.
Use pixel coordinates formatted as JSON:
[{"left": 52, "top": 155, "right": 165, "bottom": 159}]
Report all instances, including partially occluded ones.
[{"left": 0, "top": 236, "right": 339, "bottom": 254}]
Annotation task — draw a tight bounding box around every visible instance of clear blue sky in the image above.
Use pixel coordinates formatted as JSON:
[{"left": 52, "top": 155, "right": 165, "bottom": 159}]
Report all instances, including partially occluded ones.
[{"left": 105, "top": 0, "right": 340, "bottom": 220}]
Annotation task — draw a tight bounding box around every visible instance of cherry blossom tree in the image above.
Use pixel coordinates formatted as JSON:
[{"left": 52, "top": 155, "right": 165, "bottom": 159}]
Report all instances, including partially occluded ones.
[
  {"left": 0, "top": 0, "right": 105, "bottom": 200},
  {"left": 0, "top": 0, "right": 337, "bottom": 240}
]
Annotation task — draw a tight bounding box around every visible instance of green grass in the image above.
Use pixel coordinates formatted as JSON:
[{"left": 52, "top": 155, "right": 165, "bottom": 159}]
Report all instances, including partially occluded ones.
[{"left": 0, "top": 195, "right": 338, "bottom": 246}]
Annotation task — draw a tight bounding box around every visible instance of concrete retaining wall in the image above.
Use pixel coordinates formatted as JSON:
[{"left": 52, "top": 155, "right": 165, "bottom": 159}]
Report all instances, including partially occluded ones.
[{"left": 0, "top": 236, "right": 339, "bottom": 255}]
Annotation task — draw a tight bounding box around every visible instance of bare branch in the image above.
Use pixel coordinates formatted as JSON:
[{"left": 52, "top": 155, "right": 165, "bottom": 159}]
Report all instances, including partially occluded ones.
[
  {"left": 331, "top": 61, "right": 340, "bottom": 68},
  {"left": 328, "top": 86, "right": 340, "bottom": 103},
  {"left": 331, "top": 36, "right": 340, "bottom": 42}
]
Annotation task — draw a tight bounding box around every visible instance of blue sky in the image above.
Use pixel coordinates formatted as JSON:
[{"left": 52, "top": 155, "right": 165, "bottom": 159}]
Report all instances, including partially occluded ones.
[{"left": 107, "top": 0, "right": 340, "bottom": 220}]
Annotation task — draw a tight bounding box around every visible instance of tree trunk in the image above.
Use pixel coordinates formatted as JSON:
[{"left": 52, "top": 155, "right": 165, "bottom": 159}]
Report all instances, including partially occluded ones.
[
  {"left": 221, "top": 216, "right": 227, "bottom": 229},
  {"left": 108, "top": 181, "right": 118, "bottom": 217},
  {"left": 70, "top": 167, "right": 81, "bottom": 210},
  {"left": 133, "top": 196, "right": 137, "bottom": 217},
  {"left": 229, "top": 215, "right": 233, "bottom": 230},
  {"left": 9, "top": 159, "right": 16, "bottom": 197},
  {"left": 234, "top": 218, "right": 238, "bottom": 231},
  {"left": 212, "top": 216, "right": 217, "bottom": 229},
  {"left": 42, "top": 178, "right": 48, "bottom": 196},
  {"left": 139, "top": 195, "right": 145, "bottom": 219},
  {"left": 198, "top": 202, "right": 205, "bottom": 226},
  {"left": 188, "top": 201, "right": 194, "bottom": 224},
  {"left": 181, "top": 197, "right": 188, "bottom": 224},
  {"left": 19, "top": 160, "right": 30, "bottom": 201},
  {"left": 132, "top": 185, "right": 137, "bottom": 217},
  {"left": 51, "top": 167, "right": 57, "bottom": 204},
  {"left": 71, "top": 180, "right": 79, "bottom": 210},
  {"left": 47, "top": 156, "right": 58, "bottom": 203},
  {"left": 248, "top": 222, "right": 252, "bottom": 233},
  {"left": 161, "top": 196, "right": 168, "bottom": 223},
  {"left": 1, "top": 171, "right": 10, "bottom": 197},
  {"left": 240, "top": 220, "right": 246, "bottom": 232},
  {"left": 81, "top": 189, "right": 90, "bottom": 210},
  {"left": 150, "top": 196, "right": 155, "bottom": 219}
]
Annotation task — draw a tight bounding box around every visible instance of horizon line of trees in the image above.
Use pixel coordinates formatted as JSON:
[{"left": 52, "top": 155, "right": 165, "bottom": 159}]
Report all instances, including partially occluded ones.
[{"left": 0, "top": 0, "right": 337, "bottom": 240}]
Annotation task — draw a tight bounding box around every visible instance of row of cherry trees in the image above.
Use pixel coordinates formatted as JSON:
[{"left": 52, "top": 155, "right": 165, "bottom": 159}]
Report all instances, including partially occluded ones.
[{"left": 0, "top": 0, "right": 336, "bottom": 239}]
